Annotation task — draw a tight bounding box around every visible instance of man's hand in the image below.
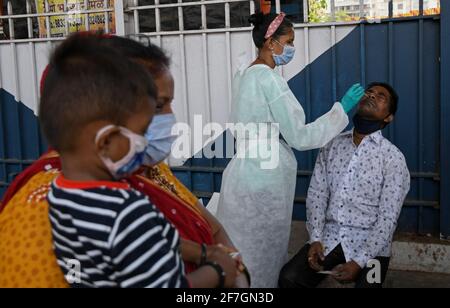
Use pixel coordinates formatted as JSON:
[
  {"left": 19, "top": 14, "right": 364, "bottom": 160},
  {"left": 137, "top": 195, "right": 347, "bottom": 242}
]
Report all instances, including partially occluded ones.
[
  {"left": 307, "top": 242, "right": 325, "bottom": 271},
  {"left": 332, "top": 261, "right": 362, "bottom": 282}
]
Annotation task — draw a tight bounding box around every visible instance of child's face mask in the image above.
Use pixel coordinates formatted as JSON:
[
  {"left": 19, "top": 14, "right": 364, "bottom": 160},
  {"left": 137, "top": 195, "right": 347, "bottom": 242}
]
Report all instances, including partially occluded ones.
[
  {"left": 144, "top": 113, "right": 177, "bottom": 165},
  {"left": 95, "top": 125, "right": 148, "bottom": 179}
]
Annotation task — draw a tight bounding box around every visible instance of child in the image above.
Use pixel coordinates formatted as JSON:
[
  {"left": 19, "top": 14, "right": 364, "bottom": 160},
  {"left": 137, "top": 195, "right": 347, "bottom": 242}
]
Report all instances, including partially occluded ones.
[{"left": 40, "top": 33, "right": 235, "bottom": 288}]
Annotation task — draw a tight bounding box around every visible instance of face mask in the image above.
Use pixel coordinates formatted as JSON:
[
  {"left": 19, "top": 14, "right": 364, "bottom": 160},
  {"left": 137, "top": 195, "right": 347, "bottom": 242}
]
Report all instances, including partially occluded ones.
[
  {"left": 352, "top": 113, "right": 386, "bottom": 135},
  {"left": 96, "top": 125, "right": 148, "bottom": 179},
  {"left": 272, "top": 39, "right": 296, "bottom": 66},
  {"left": 144, "top": 113, "right": 177, "bottom": 165}
]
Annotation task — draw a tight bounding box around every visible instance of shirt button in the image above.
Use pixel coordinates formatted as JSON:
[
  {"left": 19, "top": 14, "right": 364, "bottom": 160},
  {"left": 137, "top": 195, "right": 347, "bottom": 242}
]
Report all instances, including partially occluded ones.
[{"left": 171, "top": 209, "right": 177, "bottom": 215}]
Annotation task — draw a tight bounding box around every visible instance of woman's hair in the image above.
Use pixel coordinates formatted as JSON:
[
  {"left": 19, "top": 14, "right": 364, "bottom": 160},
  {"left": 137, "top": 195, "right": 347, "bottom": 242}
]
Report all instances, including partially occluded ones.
[
  {"left": 102, "top": 35, "right": 171, "bottom": 77},
  {"left": 249, "top": 12, "right": 293, "bottom": 49}
]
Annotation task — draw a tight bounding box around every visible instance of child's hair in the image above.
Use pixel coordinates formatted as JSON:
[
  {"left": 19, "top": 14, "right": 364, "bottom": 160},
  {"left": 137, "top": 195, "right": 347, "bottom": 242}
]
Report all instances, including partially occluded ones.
[
  {"left": 248, "top": 12, "right": 294, "bottom": 49},
  {"left": 102, "top": 36, "right": 171, "bottom": 77},
  {"left": 39, "top": 33, "right": 157, "bottom": 152}
]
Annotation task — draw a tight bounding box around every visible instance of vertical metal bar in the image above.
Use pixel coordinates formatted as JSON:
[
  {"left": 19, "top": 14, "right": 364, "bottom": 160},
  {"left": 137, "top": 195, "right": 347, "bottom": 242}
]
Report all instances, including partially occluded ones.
[
  {"left": 201, "top": 0, "right": 207, "bottom": 29},
  {"left": 178, "top": 0, "right": 184, "bottom": 32},
  {"left": 389, "top": 0, "right": 393, "bottom": 18},
  {"left": 7, "top": 2, "right": 23, "bottom": 176},
  {"left": 29, "top": 41, "right": 40, "bottom": 158},
  {"left": 440, "top": 0, "right": 450, "bottom": 239},
  {"left": 200, "top": 0, "right": 210, "bottom": 127},
  {"left": 7, "top": 2, "right": 18, "bottom": 103},
  {"left": 64, "top": 0, "right": 69, "bottom": 36},
  {"left": 114, "top": 0, "right": 126, "bottom": 36},
  {"left": 45, "top": 0, "right": 51, "bottom": 38},
  {"left": 388, "top": 21, "right": 395, "bottom": 143},
  {"left": 419, "top": 0, "right": 424, "bottom": 16},
  {"left": 331, "top": 25, "right": 337, "bottom": 102},
  {"left": 177, "top": 0, "right": 189, "bottom": 131},
  {"left": 0, "top": 2, "right": 5, "bottom": 188},
  {"left": 104, "top": 0, "right": 110, "bottom": 34},
  {"left": 225, "top": 2, "right": 232, "bottom": 115},
  {"left": 26, "top": 1, "right": 38, "bottom": 116},
  {"left": 360, "top": 24, "right": 366, "bottom": 87},
  {"left": 155, "top": 0, "right": 161, "bottom": 46},
  {"left": 275, "top": 0, "right": 281, "bottom": 14},
  {"left": 7, "top": 1, "right": 14, "bottom": 39},
  {"left": 359, "top": 0, "right": 364, "bottom": 18},
  {"left": 26, "top": 0, "right": 33, "bottom": 39},
  {"left": 303, "top": 0, "right": 309, "bottom": 23},
  {"left": 202, "top": 33, "right": 212, "bottom": 129},
  {"left": 180, "top": 35, "right": 190, "bottom": 129},
  {"left": 330, "top": 0, "right": 336, "bottom": 22},
  {"left": 250, "top": 0, "right": 256, "bottom": 60},
  {"left": 418, "top": 17, "right": 424, "bottom": 234},
  {"left": 133, "top": 0, "right": 140, "bottom": 34},
  {"left": 304, "top": 27, "right": 312, "bottom": 166},
  {"left": 84, "top": 0, "right": 90, "bottom": 31}
]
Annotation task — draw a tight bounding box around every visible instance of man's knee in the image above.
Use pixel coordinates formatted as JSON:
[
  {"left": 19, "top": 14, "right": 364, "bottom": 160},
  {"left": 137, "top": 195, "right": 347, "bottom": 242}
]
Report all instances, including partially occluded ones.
[
  {"left": 278, "top": 262, "right": 299, "bottom": 288},
  {"left": 278, "top": 245, "right": 311, "bottom": 288}
]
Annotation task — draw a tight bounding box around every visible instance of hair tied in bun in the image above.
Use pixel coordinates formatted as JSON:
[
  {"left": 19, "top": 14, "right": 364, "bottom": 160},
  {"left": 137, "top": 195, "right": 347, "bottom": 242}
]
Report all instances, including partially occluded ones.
[{"left": 248, "top": 12, "right": 265, "bottom": 27}]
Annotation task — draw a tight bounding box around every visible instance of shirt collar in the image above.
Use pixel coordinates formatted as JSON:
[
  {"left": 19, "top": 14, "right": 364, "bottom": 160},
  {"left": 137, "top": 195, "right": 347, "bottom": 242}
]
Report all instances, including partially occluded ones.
[{"left": 345, "top": 129, "right": 384, "bottom": 145}]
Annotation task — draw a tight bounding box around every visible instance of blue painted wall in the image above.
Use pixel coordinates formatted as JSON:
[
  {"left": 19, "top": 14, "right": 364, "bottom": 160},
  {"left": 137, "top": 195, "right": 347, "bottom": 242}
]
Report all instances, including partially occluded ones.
[{"left": 0, "top": 89, "right": 47, "bottom": 197}]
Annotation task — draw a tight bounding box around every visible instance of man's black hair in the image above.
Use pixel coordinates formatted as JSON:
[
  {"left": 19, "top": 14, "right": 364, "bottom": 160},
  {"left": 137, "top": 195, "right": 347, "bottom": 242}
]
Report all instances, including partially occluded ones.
[{"left": 367, "top": 82, "right": 399, "bottom": 115}]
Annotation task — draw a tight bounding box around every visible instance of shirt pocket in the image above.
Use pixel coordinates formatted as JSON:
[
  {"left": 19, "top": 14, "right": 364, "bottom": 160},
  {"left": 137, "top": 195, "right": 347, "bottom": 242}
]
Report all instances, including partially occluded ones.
[
  {"left": 340, "top": 195, "right": 380, "bottom": 229},
  {"left": 354, "top": 167, "right": 384, "bottom": 203}
]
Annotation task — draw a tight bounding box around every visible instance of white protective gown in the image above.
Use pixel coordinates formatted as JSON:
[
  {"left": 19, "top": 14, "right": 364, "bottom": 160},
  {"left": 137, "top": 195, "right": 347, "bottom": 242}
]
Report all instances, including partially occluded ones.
[{"left": 216, "top": 64, "right": 349, "bottom": 288}]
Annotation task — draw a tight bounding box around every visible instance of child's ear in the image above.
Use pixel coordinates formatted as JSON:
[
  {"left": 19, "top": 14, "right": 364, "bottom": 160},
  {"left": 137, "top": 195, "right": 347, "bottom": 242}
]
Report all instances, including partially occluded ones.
[{"left": 95, "top": 126, "right": 120, "bottom": 156}]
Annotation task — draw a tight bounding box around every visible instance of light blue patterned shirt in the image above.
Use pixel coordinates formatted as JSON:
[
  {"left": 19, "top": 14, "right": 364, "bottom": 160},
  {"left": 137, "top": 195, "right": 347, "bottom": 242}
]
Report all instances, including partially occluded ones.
[{"left": 306, "top": 129, "right": 410, "bottom": 268}]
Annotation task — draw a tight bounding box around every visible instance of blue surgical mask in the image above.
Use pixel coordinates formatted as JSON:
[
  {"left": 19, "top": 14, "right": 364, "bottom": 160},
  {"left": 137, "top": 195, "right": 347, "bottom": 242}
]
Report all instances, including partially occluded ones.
[
  {"left": 272, "top": 39, "right": 296, "bottom": 66},
  {"left": 144, "top": 113, "right": 177, "bottom": 165},
  {"left": 96, "top": 125, "right": 148, "bottom": 179},
  {"left": 352, "top": 114, "right": 385, "bottom": 135}
]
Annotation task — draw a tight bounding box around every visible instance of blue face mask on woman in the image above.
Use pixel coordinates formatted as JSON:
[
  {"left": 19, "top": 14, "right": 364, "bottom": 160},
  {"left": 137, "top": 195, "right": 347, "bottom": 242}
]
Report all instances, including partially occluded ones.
[
  {"left": 144, "top": 113, "right": 178, "bottom": 165},
  {"left": 272, "top": 39, "right": 296, "bottom": 66}
]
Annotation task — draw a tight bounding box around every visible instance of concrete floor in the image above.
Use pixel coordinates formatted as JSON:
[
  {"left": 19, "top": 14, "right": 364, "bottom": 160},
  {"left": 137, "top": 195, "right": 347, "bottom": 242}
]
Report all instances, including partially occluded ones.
[
  {"left": 287, "top": 221, "right": 450, "bottom": 288},
  {"left": 384, "top": 270, "right": 450, "bottom": 288}
]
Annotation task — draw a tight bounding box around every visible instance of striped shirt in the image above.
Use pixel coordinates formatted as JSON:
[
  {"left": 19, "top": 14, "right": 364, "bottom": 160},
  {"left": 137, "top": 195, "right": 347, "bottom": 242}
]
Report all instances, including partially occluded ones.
[{"left": 47, "top": 175, "right": 188, "bottom": 288}]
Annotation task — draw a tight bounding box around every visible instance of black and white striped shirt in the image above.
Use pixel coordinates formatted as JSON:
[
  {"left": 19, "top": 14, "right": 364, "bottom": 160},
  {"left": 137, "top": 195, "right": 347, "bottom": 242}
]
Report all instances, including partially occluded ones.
[{"left": 47, "top": 175, "right": 188, "bottom": 288}]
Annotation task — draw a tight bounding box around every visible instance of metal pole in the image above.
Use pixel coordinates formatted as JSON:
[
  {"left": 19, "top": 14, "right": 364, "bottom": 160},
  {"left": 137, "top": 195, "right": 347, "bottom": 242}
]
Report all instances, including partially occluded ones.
[
  {"left": 440, "top": 0, "right": 450, "bottom": 240},
  {"left": 114, "top": 0, "right": 126, "bottom": 36}
]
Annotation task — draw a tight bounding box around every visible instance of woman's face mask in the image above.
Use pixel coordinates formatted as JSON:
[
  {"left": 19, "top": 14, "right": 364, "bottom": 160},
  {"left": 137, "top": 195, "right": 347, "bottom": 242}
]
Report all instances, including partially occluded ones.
[
  {"left": 144, "top": 113, "right": 177, "bottom": 165},
  {"left": 96, "top": 125, "right": 148, "bottom": 179},
  {"left": 272, "top": 39, "right": 296, "bottom": 66}
]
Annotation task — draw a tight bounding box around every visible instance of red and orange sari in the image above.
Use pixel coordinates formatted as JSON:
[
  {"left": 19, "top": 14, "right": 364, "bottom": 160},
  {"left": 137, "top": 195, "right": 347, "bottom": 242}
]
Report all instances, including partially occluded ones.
[{"left": 0, "top": 151, "right": 214, "bottom": 287}]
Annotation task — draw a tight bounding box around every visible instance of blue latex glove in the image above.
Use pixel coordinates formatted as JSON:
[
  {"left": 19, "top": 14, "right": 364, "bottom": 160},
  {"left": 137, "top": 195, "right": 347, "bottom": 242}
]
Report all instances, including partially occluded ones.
[{"left": 340, "top": 83, "right": 365, "bottom": 113}]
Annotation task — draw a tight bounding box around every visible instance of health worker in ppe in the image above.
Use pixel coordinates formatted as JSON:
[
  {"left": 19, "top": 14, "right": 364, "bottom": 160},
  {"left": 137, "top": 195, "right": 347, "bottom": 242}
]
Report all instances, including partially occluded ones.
[{"left": 215, "top": 12, "right": 365, "bottom": 288}]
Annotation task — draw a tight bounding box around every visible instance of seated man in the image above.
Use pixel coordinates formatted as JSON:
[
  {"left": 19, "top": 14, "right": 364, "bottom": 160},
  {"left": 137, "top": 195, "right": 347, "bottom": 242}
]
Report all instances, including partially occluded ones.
[{"left": 279, "top": 82, "right": 410, "bottom": 288}]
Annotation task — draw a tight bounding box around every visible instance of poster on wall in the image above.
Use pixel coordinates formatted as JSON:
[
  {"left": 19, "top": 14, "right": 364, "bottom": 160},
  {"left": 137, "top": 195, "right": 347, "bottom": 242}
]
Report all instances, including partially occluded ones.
[{"left": 35, "top": 0, "right": 115, "bottom": 37}]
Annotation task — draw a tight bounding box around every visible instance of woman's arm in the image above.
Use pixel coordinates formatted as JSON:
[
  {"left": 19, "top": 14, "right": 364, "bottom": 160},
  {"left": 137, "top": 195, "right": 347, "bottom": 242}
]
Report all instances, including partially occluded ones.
[
  {"left": 195, "top": 201, "right": 237, "bottom": 250},
  {"left": 259, "top": 71, "right": 349, "bottom": 151},
  {"left": 180, "top": 239, "right": 250, "bottom": 288}
]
